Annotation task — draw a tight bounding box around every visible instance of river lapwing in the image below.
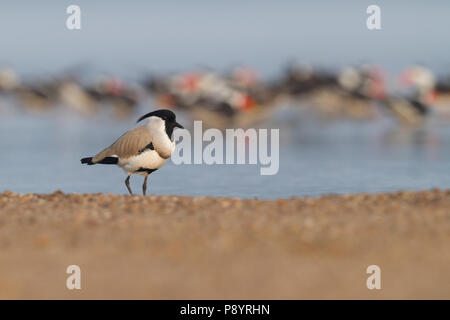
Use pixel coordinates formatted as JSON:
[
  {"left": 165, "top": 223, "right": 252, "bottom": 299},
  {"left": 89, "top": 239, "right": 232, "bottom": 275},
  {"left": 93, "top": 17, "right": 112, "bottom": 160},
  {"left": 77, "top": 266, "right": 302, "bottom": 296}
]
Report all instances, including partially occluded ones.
[{"left": 81, "top": 109, "right": 183, "bottom": 195}]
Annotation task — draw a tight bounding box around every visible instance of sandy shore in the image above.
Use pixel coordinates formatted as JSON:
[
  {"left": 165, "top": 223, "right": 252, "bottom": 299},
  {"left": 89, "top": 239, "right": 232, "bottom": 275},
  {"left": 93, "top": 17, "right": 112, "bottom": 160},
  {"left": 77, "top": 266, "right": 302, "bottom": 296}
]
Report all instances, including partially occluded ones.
[{"left": 0, "top": 189, "right": 449, "bottom": 299}]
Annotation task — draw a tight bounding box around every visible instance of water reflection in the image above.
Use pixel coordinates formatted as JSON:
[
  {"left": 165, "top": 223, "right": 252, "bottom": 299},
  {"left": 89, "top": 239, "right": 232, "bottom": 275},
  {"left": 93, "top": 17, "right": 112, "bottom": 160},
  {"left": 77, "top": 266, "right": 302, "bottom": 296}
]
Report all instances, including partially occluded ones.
[{"left": 0, "top": 106, "right": 448, "bottom": 199}]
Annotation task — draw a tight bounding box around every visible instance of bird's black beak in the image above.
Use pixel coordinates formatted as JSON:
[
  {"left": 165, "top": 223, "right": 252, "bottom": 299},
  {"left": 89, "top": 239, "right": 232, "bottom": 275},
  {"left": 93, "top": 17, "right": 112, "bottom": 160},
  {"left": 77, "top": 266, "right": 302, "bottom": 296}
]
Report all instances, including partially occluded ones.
[{"left": 174, "top": 122, "right": 184, "bottom": 129}]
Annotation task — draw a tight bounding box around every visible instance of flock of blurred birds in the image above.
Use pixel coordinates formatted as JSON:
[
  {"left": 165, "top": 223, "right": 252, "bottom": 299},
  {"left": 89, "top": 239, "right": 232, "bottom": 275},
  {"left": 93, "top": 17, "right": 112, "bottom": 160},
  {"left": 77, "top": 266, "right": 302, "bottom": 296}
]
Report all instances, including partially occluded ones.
[{"left": 1, "top": 63, "right": 450, "bottom": 128}]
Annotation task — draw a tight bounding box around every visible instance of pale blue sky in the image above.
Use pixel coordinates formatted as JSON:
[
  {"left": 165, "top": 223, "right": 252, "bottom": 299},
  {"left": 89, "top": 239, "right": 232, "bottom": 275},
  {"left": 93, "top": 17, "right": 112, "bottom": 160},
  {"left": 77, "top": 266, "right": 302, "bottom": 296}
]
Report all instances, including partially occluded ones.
[{"left": 0, "top": 0, "right": 449, "bottom": 79}]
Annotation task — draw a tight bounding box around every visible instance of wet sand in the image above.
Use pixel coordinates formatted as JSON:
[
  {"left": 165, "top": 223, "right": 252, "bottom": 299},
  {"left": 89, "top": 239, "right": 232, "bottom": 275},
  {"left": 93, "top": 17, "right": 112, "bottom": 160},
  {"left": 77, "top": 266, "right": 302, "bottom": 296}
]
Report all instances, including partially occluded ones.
[{"left": 0, "top": 189, "right": 449, "bottom": 299}]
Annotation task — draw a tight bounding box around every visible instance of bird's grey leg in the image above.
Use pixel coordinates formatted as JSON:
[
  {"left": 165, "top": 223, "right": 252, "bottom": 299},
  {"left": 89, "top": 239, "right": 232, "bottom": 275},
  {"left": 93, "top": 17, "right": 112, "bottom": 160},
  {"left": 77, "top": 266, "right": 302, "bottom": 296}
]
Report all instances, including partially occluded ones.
[
  {"left": 142, "top": 175, "right": 148, "bottom": 196},
  {"left": 125, "top": 175, "right": 133, "bottom": 195}
]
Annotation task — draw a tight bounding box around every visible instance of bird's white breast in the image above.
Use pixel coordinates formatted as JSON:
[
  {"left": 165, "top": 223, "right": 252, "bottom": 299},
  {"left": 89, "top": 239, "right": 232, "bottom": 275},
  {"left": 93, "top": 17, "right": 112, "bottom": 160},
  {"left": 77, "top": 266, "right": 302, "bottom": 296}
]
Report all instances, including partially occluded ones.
[
  {"left": 147, "top": 116, "right": 176, "bottom": 159},
  {"left": 119, "top": 150, "right": 168, "bottom": 175}
]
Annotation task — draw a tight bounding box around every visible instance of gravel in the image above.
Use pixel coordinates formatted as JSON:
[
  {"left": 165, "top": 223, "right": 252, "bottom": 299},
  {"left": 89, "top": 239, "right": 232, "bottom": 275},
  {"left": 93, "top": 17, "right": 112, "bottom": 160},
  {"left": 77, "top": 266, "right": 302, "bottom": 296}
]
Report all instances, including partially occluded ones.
[{"left": 0, "top": 189, "right": 449, "bottom": 299}]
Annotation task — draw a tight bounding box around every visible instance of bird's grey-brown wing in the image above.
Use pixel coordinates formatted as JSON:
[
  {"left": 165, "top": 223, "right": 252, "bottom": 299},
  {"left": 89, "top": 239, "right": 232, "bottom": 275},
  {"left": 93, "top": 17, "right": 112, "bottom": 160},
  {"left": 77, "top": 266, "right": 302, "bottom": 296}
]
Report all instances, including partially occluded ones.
[{"left": 92, "top": 126, "right": 153, "bottom": 163}]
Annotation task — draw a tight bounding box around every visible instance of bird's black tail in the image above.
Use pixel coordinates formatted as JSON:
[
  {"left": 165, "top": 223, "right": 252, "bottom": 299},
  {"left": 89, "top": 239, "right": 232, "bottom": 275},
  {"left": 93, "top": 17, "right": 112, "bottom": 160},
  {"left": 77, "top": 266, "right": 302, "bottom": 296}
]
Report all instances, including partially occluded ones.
[
  {"left": 81, "top": 156, "right": 118, "bottom": 165},
  {"left": 81, "top": 157, "right": 94, "bottom": 165}
]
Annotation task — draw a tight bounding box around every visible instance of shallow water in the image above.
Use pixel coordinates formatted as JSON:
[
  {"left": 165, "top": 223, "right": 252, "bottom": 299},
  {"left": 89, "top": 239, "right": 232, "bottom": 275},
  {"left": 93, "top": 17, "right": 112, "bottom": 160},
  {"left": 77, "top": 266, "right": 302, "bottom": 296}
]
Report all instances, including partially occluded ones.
[{"left": 1, "top": 102, "right": 449, "bottom": 199}]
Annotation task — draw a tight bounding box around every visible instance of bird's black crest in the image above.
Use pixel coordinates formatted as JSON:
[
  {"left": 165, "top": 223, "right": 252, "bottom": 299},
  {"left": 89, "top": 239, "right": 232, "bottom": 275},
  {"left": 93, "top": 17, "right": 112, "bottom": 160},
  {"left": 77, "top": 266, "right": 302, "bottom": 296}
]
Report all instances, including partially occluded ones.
[{"left": 137, "top": 109, "right": 176, "bottom": 123}]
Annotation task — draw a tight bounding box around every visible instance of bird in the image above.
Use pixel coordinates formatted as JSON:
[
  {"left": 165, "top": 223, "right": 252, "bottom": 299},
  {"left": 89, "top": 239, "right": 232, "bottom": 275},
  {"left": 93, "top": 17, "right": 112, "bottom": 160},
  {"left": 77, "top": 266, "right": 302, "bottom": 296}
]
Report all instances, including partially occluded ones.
[
  {"left": 377, "top": 66, "right": 435, "bottom": 125},
  {"left": 80, "top": 109, "right": 184, "bottom": 195}
]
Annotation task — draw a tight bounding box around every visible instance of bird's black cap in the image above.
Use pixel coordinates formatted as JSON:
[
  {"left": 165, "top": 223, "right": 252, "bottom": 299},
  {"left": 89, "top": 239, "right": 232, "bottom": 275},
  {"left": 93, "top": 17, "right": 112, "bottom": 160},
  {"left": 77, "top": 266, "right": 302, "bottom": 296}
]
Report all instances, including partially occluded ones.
[{"left": 137, "top": 109, "right": 183, "bottom": 128}]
